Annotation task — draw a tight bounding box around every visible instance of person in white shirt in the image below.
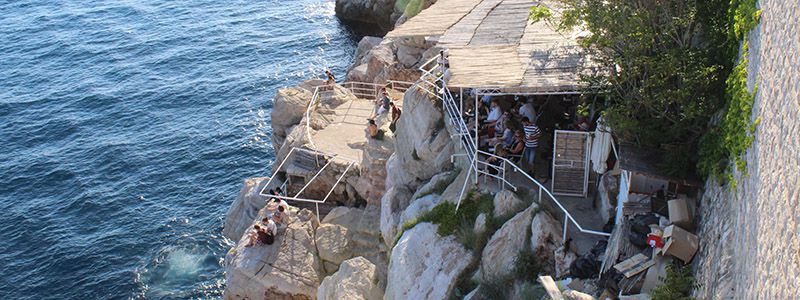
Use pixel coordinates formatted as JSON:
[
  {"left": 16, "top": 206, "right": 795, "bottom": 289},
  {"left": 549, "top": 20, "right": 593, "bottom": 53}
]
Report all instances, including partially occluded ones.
[
  {"left": 518, "top": 99, "right": 536, "bottom": 123},
  {"left": 486, "top": 99, "right": 503, "bottom": 123},
  {"left": 262, "top": 217, "right": 278, "bottom": 237}
]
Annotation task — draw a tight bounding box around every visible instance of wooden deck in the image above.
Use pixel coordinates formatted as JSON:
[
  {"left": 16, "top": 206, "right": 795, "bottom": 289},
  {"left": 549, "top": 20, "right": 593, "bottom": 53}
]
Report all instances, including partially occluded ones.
[{"left": 389, "top": 0, "right": 598, "bottom": 91}]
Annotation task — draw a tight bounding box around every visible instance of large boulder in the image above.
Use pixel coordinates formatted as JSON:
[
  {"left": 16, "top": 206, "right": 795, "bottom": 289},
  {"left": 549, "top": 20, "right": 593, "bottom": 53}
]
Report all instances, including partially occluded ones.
[
  {"left": 493, "top": 189, "right": 525, "bottom": 218},
  {"left": 477, "top": 204, "right": 538, "bottom": 279},
  {"left": 530, "top": 211, "right": 563, "bottom": 254},
  {"left": 529, "top": 211, "right": 564, "bottom": 275},
  {"left": 335, "top": 0, "right": 398, "bottom": 33},
  {"left": 316, "top": 224, "right": 352, "bottom": 265},
  {"left": 224, "top": 208, "right": 323, "bottom": 300},
  {"left": 385, "top": 223, "right": 471, "bottom": 300},
  {"left": 365, "top": 43, "right": 396, "bottom": 83},
  {"left": 317, "top": 257, "right": 383, "bottom": 300},
  {"left": 397, "top": 194, "right": 440, "bottom": 231},
  {"left": 380, "top": 185, "right": 414, "bottom": 247},
  {"left": 271, "top": 81, "right": 316, "bottom": 148},
  {"left": 390, "top": 87, "right": 455, "bottom": 188},
  {"left": 223, "top": 177, "right": 270, "bottom": 240},
  {"left": 320, "top": 207, "right": 388, "bottom": 280}
]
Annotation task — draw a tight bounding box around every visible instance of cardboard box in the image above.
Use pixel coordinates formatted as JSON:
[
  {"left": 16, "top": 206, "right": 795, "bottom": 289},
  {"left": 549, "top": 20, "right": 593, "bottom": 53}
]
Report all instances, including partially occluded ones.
[
  {"left": 668, "top": 198, "right": 693, "bottom": 229},
  {"left": 660, "top": 225, "right": 699, "bottom": 263}
]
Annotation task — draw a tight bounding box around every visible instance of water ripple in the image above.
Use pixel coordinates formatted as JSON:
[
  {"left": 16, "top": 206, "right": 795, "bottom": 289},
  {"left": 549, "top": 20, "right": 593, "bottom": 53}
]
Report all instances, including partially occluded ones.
[{"left": 0, "top": 0, "right": 358, "bottom": 298}]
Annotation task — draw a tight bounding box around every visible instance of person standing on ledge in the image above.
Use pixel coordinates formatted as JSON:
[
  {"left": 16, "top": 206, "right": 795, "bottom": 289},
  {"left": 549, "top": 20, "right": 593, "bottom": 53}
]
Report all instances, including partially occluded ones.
[
  {"left": 522, "top": 117, "right": 541, "bottom": 177},
  {"left": 389, "top": 102, "right": 401, "bottom": 132}
]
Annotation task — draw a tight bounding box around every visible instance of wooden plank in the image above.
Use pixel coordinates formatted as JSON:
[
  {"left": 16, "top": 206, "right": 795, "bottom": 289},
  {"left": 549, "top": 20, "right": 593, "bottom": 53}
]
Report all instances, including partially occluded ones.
[
  {"left": 537, "top": 276, "right": 564, "bottom": 300},
  {"left": 386, "top": 0, "right": 484, "bottom": 38},
  {"left": 614, "top": 254, "right": 656, "bottom": 278}
]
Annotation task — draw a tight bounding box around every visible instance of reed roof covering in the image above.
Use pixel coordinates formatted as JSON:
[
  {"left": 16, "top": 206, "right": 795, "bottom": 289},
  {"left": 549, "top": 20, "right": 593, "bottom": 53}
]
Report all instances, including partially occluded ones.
[{"left": 391, "top": 0, "right": 599, "bottom": 92}]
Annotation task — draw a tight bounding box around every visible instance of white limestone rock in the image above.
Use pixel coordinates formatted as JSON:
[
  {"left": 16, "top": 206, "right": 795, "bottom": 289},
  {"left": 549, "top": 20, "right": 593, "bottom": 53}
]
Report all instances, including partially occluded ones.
[
  {"left": 391, "top": 87, "right": 454, "bottom": 188},
  {"left": 354, "top": 36, "right": 383, "bottom": 66},
  {"left": 396, "top": 193, "right": 440, "bottom": 235},
  {"left": 271, "top": 84, "right": 314, "bottom": 148},
  {"left": 385, "top": 223, "right": 471, "bottom": 300},
  {"left": 365, "top": 42, "right": 396, "bottom": 82},
  {"left": 379, "top": 185, "right": 414, "bottom": 247},
  {"left": 530, "top": 211, "right": 563, "bottom": 254},
  {"left": 410, "top": 170, "right": 456, "bottom": 200},
  {"left": 222, "top": 177, "right": 270, "bottom": 240},
  {"left": 554, "top": 245, "right": 578, "bottom": 278},
  {"left": 474, "top": 213, "right": 487, "bottom": 234},
  {"left": 316, "top": 224, "right": 352, "bottom": 265},
  {"left": 493, "top": 189, "right": 525, "bottom": 218},
  {"left": 478, "top": 204, "right": 537, "bottom": 279},
  {"left": 347, "top": 63, "right": 370, "bottom": 83},
  {"left": 396, "top": 43, "right": 425, "bottom": 68},
  {"left": 317, "top": 257, "right": 384, "bottom": 300},
  {"left": 224, "top": 208, "right": 323, "bottom": 300}
]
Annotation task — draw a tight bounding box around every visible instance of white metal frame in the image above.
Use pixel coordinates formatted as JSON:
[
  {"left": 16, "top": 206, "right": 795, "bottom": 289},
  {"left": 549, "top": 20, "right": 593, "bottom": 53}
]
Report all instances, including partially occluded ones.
[
  {"left": 551, "top": 130, "right": 592, "bottom": 197},
  {"left": 260, "top": 147, "right": 356, "bottom": 220}
]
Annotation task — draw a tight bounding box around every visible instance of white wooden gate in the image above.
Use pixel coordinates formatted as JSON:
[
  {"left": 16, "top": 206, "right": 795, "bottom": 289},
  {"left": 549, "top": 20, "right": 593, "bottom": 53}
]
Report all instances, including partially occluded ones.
[{"left": 551, "top": 130, "right": 591, "bottom": 197}]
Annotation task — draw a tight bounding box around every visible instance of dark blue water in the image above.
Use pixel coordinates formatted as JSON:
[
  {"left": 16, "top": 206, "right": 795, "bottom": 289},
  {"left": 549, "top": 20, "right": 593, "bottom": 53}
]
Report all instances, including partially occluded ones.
[{"left": 0, "top": 1, "right": 357, "bottom": 298}]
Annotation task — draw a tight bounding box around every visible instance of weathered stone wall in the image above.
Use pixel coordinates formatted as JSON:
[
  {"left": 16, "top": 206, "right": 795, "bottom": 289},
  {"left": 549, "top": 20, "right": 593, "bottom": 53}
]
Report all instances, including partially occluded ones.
[{"left": 693, "top": 1, "right": 800, "bottom": 298}]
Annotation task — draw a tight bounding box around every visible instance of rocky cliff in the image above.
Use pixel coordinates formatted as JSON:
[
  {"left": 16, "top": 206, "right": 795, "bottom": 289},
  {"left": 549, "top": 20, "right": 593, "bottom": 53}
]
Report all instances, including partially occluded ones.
[
  {"left": 334, "top": 0, "right": 438, "bottom": 34},
  {"left": 222, "top": 2, "right": 582, "bottom": 299}
]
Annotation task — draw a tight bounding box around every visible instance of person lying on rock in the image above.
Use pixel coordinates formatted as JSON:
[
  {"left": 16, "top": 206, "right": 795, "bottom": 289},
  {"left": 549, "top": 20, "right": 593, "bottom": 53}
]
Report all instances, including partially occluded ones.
[{"left": 366, "top": 119, "right": 384, "bottom": 140}]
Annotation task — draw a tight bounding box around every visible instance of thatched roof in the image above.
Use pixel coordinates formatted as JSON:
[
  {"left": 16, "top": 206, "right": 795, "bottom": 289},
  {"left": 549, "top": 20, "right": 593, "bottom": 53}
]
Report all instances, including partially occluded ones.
[{"left": 389, "top": 0, "right": 600, "bottom": 92}]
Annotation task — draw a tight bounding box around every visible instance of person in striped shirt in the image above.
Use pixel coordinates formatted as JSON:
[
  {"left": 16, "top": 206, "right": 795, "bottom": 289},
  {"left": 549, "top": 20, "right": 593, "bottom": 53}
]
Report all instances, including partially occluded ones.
[{"left": 522, "top": 117, "right": 541, "bottom": 175}]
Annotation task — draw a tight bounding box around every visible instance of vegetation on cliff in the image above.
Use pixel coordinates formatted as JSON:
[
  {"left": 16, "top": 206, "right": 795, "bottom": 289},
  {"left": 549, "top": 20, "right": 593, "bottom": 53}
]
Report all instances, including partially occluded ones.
[{"left": 532, "top": 0, "right": 760, "bottom": 183}]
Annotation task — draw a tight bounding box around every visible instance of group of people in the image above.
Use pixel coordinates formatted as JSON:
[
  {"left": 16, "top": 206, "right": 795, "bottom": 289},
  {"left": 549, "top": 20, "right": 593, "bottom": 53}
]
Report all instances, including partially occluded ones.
[
  {"left": 366, "top": 87, "right": 402, "bottom": 140},
  {"left": 464, "top": 95, "right": 543, "bottom": 178},
  {"left": 245, "top": 188, "right": 290, "bottom": 247}
]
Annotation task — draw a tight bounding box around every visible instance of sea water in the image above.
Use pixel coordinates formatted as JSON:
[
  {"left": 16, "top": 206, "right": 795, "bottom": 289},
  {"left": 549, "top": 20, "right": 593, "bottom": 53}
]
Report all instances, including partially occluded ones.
[{"left": 0, "top": 0, "right": 358, "bottom": 298}]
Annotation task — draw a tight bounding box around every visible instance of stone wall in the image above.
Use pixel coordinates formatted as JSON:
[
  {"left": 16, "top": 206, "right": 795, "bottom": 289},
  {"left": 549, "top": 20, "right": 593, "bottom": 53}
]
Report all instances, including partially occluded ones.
[{"left": 693, "top": 1, "right": 800, "bottom": 298}]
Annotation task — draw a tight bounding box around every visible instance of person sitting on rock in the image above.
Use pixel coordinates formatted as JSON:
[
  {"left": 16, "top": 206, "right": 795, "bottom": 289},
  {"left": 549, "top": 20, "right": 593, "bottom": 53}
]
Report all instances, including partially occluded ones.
[
  {"left": 366, "top": 119, "right": 384, "bottom": 140},
  {"left": 262, "top": 217, "right": 277, "bottom": 235},
  {"left": 272, "top": 205, "right": 286, "bottom": 225},
  {"left": 246, "top": 224, "right": 265, "bottom": 247},
  {"left": 324, "top": 70, "right": 336, "bottom": 85},
  {"left": 266, "top": 192, "right": 289, "bottom": 211}
]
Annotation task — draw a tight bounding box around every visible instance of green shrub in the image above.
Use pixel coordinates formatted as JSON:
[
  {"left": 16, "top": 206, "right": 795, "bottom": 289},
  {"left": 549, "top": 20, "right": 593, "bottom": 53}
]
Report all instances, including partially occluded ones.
[
  {"left": 533, "top": 0, "right": 761, "bottom": 181},
  {"left": 651, "top": 265, "right": 696, "bottom": 300},
  {"left": 515, "top": 282, "right": 547, "bottom": 300},
  {"left": 403, "top": 0, "right": 425, "bottom": 18},
  {"left": 479, "top": 277, "right": 511, "bottom": 300},
  {"left": 697, "top": 0, "right": 761, "bottom": 186},
  {"left": 514, "top": 247, "right": 545, "bottom": 283}
]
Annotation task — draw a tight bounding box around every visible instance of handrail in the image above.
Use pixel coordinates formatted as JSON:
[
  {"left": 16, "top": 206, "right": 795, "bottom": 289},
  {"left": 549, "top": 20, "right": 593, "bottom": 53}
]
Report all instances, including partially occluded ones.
[{"left": 418, "top": 51, "right": 611, "bottom": 239}]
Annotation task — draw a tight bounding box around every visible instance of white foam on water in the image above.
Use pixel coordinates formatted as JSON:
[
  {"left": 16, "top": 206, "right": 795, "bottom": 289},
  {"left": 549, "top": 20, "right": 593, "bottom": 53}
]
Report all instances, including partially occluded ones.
[{"left": 164, "top": 248, "right": 203, "bottom": 278}]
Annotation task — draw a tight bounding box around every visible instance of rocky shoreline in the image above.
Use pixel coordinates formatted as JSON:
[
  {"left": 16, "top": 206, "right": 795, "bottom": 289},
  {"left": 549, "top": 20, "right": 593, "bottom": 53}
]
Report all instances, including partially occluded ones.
[{"left": 219, "top": 1, "right": 585, "bottom": 299}]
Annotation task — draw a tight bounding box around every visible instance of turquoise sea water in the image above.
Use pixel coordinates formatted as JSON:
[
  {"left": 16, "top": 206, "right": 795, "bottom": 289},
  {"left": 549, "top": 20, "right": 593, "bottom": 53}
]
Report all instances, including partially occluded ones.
[{"left": 0, "top": 0, "right": 358, "bottom": 298}]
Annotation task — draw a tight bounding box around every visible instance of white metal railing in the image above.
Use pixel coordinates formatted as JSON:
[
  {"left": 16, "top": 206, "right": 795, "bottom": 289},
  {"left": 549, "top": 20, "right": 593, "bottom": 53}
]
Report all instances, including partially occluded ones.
[
  {"left": 417, "top": 51, "right": 611, "bottom": 240},
  {"left": 261, "top": 146, "right": 355, "bottom": 220},
  {"left": 283, "top": 79, "right": 416, "bottom": 219}
]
